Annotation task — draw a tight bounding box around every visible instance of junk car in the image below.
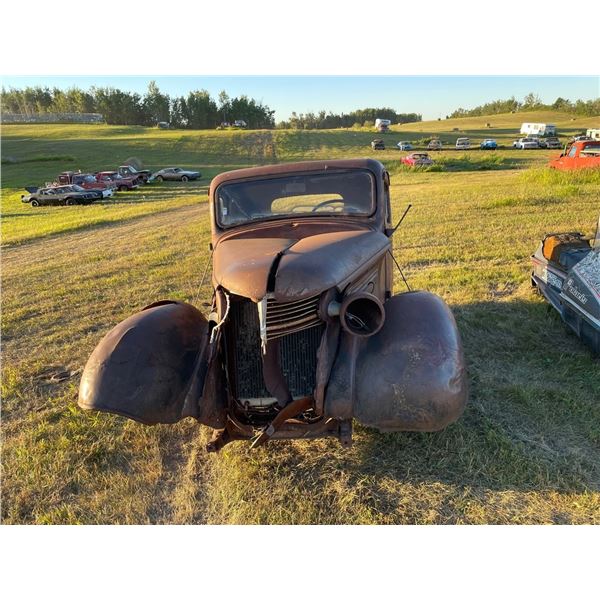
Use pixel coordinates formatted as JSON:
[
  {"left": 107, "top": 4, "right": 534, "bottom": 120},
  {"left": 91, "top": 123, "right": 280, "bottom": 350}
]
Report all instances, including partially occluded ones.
[
  {"left": 538, "top": 136, "right": 562, "bottom": 149},
  {"left": 549, "top": 140, "right": 600, "bottom": 171},
  {"left": 21, "top": 185, "right": 101, "bottom": 207},
  {"left": 513, "top": 137, "right": 539, "bottom": 149},
  {"left": 401, "top": 152, "right": 434, "bottom": 167},
  {"left": 148, "top": 167, "right": 201, "bottom": 182},
  {"left": 117, "top": 165, "right": 152, "bottom": 184},
  {"left": 531, "top": 215, "right": 600, "bottom": 356},
  {"left": 95, "top": 171, "right": 139, "bottom": 191},
  {"left": 370, "top": 139, "right": 385, "bottom": 150},
  {"left": 480, "top": 139, "right": 498, "bottom": 150},
  {"left": 79, "top": 159, "right": 468, "bottom": 450}
]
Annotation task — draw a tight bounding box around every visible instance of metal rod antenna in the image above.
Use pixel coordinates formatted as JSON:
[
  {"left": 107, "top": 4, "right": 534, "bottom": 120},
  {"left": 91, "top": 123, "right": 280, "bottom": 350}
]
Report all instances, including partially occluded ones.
[{"left": 388, "top": 203, "right": 412, "bottom": 237}]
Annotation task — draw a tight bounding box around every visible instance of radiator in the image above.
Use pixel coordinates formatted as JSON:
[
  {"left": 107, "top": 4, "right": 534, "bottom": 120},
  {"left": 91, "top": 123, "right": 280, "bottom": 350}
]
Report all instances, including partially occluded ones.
[{"left": 229, "top": 297, "right": 324, "bottom": 401}]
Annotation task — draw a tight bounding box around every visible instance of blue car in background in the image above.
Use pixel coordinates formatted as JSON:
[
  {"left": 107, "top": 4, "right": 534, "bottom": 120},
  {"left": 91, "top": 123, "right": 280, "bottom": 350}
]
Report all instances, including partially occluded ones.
[{"left": 480, "top": 139, "right": 498, "bottom": 150}]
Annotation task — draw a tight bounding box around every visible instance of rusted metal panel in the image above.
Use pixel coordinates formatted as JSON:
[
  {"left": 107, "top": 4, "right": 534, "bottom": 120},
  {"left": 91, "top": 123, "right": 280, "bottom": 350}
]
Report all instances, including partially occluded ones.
[
  {"left": 351, "top": 292, "right": 468, "bottom": 431},
  {"left": 212, "top": 238, "right": 296, "bottom": 301},
  {"left": 79, "top": 301, "right": 212, "bottom": 425},
  {"left": 273, "top": 231, "right": 391, "bottom": 301}
]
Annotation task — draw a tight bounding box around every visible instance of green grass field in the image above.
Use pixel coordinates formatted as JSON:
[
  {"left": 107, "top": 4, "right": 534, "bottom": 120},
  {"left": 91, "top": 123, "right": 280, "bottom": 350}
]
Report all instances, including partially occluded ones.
[{"left": 2, "top": 111, "right": 600, "bottom": 524}]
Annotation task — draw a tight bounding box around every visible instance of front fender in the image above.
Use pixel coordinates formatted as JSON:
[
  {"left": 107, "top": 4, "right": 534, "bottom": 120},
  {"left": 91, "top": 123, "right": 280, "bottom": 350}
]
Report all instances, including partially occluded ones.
[
  {"left": 78, "top": 301, "right": 212, "bottom": 425},
  {"left": 326, "top": 291, "right": 468, "bottom": 432}
]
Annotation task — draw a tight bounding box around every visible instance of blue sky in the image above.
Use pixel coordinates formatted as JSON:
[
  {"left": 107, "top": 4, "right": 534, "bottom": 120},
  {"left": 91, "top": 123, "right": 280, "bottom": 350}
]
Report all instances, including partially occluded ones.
[{"left": 2, "top": 76, "right": 598, "bottom": 121}]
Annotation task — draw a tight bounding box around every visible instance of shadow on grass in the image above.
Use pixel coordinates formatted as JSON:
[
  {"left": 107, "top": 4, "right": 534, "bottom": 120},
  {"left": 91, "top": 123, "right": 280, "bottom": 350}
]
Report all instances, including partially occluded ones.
[{"left": 245, "top": 297, "right": 600, "bottom": 516}]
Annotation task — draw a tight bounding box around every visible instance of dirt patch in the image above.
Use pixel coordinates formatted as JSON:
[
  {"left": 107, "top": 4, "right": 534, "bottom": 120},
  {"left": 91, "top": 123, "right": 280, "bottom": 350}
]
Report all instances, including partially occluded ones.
[{"left": 2, "top": 203, "right": 207, "bottom": 274}]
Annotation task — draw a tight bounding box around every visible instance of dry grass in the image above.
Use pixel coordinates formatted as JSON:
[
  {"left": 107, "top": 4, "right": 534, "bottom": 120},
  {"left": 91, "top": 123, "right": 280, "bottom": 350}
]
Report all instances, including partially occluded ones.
[{"left": 2, "top": 115, "right": 600, "bottom": 524}]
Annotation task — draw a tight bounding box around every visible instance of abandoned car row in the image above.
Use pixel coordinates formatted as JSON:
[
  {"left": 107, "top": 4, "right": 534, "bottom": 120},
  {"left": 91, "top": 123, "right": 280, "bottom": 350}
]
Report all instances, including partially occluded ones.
[{"left": 21, "top": 164, "right": 201, "bottom": 206}]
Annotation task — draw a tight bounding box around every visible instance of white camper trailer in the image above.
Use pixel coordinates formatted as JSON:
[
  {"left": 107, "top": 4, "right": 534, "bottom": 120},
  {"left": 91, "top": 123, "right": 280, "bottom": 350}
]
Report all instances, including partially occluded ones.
[
  {"left": 520, "top": 123, "right": 557, "bottom": 136},
  {"left": 375, "top": 118, "right": 391, "bottom": 133},
  {"left": 587, "top": 129, "right": 600, "bottom": 141}
]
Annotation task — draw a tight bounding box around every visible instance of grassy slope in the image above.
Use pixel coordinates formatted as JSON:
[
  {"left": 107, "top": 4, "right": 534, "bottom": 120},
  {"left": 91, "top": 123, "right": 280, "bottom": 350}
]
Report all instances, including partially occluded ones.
[{"left": 2, "top": 112, "right": 600, "bottom": 524}]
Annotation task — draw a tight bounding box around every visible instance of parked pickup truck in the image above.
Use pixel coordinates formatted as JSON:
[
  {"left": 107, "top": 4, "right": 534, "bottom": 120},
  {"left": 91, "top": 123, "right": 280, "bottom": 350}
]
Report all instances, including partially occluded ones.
[
  {"left": 56, "top": 171, "right": 115, "bottom": 197},
  {"left": 549, "top": 140, "right": 600, "bottom": 171},
  {"left": 95, "top": 171, "right": 139, "bottom": 191},
  {"left": 117, "top": 165, "right": 151, "bottom": 184}
]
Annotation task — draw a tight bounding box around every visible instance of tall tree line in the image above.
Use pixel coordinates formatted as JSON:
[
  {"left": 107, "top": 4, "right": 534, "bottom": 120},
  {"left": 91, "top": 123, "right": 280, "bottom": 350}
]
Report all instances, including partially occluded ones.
[
  {"left": 449, "top": 93, "right": 600, "bottom": 118},
  {"left": 277, "top": 108, "right": 422, "bottom": 129},
  {"left": 0, "top": 81, "right": 276, "bottom": 129}
]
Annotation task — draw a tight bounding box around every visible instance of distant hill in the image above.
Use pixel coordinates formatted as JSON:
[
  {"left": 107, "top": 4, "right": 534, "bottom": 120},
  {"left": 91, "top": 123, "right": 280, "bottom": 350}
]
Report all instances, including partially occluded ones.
[{"left": 391, "top": 110, "right": 600, "bottom": 139}]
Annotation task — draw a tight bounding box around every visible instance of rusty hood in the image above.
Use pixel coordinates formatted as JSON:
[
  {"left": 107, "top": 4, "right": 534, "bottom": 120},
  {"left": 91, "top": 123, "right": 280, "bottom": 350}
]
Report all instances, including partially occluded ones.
[{"left": 213, "top": 230, "right": 390, "bottom": 301}]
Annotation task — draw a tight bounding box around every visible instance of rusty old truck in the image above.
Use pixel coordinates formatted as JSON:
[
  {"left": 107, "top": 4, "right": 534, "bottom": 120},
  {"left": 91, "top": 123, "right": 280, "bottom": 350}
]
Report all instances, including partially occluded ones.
[{"left": 79, "top": 159, "right": 468, "bottom": 450}]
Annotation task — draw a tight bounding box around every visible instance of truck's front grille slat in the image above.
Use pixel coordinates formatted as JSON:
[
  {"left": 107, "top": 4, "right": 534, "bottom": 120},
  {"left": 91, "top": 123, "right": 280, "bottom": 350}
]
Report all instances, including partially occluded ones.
[{"left": 265, "top": 294, "right": 320, "bottom": 340}]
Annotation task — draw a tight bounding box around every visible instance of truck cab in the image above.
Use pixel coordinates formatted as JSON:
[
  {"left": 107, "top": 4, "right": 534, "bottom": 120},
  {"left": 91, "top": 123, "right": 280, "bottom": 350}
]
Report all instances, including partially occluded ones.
[
  {"left": 549, "top": 140, "right": 600, "bottom": 170},
  {"left": 96, "top": 171, "right": 139, "bottom": 191},
  {"left": 117, "top": 165, "right": 151, "bottom": 184}
]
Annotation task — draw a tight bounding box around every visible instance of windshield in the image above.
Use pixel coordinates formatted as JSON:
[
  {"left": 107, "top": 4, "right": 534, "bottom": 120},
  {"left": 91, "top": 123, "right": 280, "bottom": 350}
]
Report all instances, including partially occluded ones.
[{"left": 216, "top": 170, "right": 375, "bottom": 228}]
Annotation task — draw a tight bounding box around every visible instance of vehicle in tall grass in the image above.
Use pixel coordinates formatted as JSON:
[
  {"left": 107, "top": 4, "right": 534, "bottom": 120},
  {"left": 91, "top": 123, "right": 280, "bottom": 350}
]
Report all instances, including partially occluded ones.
[
  {"left": 95, "top": 171, "right": 139, "bottom": 191},
  {"left": 513, "top": 137, "right": 539, "bottom": 149},
  {"left": 549, "top": 140, "right": 600, "bottom": 171},
  {"left": 401, "top": 152, "right": 434, "bottom": 166},
  {"left": 480, "top": 139, "right": 498, "bottom": 150},
  {"left": 455, "top": 138, "right": 471, "bottom": 150},
  {"left": 538, "top": 136, "right": 562, "bottom": 149},
  {"left": 531, "top": 215, "right": 600, "bottom": 356},
  {"left": 21, "top": 184, "right": 102, "bottom": 207},
  {"left": 78, "top": 159, "right": 468, "bottom": 451},
  {"left": 118, "top": 165, "right": 151, "bottom": 184},
  {"left": 396, "top": 141, "right": 414, "bottom": 150},
  {"left": 148, "top": 167, "right": 201, "bottom": 182},
  {"left": 427, "top": 139, "right": 443, "bottom": 150}
]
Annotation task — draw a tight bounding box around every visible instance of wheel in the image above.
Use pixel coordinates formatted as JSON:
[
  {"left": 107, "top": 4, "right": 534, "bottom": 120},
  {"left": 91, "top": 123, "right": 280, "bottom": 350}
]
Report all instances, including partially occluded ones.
[
  {"left": 31, "top": 199, "right": 40, "bottom": 207},
  {"left": 65, "top": 198, "right": 74, "bottom": 206},
  {"left": 181, "top": 175, "right": 189, "bottom": 182},
  {"left": 156, "top": 175, "right": 163, "bottom": 182},
  {"left": 119, "top": 185, "right": 128, "bottom": 192}
]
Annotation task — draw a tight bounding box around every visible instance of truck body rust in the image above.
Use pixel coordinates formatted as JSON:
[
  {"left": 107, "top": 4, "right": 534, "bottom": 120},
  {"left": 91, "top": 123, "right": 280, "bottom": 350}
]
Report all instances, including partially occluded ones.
[{"left": 79, "top": 159, "right": 468, "bottom": 450}]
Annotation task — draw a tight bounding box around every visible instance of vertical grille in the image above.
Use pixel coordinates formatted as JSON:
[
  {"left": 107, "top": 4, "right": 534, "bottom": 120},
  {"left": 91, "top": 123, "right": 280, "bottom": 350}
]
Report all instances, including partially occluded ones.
[{"left": 228, "top": 298, "right": 324, "bottom": 401}]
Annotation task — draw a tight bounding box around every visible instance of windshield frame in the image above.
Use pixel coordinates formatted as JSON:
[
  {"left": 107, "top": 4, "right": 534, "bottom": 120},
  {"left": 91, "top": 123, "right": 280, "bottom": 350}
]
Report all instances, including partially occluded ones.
[{"left": 214, "top": 168, "right": 378, "bottom": 229}]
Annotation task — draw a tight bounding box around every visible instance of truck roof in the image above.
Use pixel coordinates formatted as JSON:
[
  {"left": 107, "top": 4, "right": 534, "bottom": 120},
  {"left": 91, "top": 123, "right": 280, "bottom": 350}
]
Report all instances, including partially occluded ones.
[{"left": 210, "top": 159, "right": 386, "bottom": 191}]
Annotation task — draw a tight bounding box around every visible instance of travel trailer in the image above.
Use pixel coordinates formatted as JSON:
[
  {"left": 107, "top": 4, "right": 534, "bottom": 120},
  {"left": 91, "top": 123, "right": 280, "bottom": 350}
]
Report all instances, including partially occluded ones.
[
  {"left": 375, "top": 118, "right": 391, "bottom": 133},
  {"left": 520, "top": 123, "right": 557, "bottom": 136},
  {"left": 587, "top": 129, "right": 600, "bottom": 141}
]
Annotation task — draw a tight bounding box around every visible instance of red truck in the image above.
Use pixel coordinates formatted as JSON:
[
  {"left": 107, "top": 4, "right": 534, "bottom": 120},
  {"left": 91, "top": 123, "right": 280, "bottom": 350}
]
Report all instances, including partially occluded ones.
[
  {"left": 117, "top": 165, "right": 152, "bottom": 184},
  {"left": 56, "top": 171, "right": 115, "bottom": 197},
  {"left": 95, "top": 171, "right": 139, "bottom": 191},
  {"left": 549, "top": 140, "right": 600, "bottom": 171}
]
